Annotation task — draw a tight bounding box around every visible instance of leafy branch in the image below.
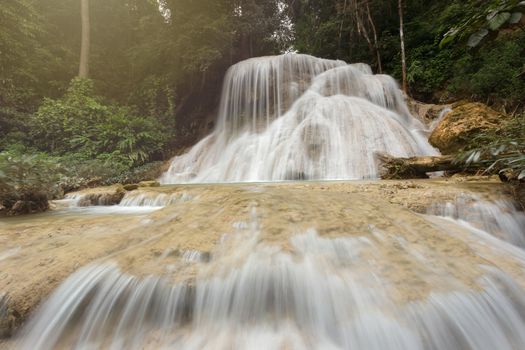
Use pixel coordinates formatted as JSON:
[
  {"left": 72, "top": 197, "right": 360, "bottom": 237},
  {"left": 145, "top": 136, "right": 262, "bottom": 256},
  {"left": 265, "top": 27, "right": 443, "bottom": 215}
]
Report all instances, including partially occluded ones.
[{"left": 440, "top": 0, "right": 525, "bottom": 48}]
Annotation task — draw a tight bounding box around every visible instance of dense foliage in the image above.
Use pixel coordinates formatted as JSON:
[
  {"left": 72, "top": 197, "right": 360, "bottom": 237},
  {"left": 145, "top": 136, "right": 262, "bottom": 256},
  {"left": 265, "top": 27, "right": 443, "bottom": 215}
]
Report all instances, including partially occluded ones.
[
  {"left": 32, "top": 78, "right": 166, "bottom": 166},
  {"left": 0, "top": 0, "right": 288, "bottom": 213},
  {"left": 0, "top": 151, "right": 61, "bottom": 214},
  {"left": 456, "top": 114, "right": 525, "bottom": 180},
  {"left": 0, "top": 145, "right": 168, "bottom": 214},
  {"left": 0, "top": 0, "right": 289, "bottom": 153},
  {"left": 286, "top": 0, "right": 525, "bottom": 105}
]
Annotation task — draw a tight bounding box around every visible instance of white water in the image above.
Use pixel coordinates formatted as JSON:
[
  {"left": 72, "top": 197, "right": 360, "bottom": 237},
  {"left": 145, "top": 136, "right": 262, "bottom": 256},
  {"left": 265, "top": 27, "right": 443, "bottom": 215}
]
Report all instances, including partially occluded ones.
[
  {"left": 16, "top": 214, "right": 525, "bottom": 350},
  {"left": 429, "top": 107, "right": 452, "bottom": 131},
  {"left": 161, "top": 54, "right": 437, "bottom": 183},
  {"left": 119, "top": 191, "right": 193, "bottom": 207},
  {"left": 54, "top": 198, "right": 163, "bottom": 215},
  {"left": 429, "top": 195, "right": 525, "bottom": 247},
  {"left": 59, "top": 191, "right": 193, "bottom": 213}
]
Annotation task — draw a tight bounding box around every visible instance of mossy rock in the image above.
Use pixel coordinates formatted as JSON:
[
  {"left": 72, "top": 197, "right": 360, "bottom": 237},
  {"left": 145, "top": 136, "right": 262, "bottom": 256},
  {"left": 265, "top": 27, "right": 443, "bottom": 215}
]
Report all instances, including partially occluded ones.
[{"left": 429, "top": 101, "right": 507, "bottom": 154}]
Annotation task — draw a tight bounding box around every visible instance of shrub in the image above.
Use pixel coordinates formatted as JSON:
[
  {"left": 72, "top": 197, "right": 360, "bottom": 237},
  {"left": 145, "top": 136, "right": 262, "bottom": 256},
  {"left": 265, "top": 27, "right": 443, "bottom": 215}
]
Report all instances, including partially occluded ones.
[
  {"left": 108, "top": 161, "right": 167, "bottom": 185},
  {"left": 456, "top": 113, "right": 525, "bottom": 179},
  {"left": 57, "top": 155, "right": 131, "bottom": 192},
  {"left": 31, "top": 78, "right": 167, "bottom": 166},
  {"left": 0, "top": 151, "right": 62, "bottom": 215},
  {"left": 0, "top": 146, "right": 166, "bottom": 213}
]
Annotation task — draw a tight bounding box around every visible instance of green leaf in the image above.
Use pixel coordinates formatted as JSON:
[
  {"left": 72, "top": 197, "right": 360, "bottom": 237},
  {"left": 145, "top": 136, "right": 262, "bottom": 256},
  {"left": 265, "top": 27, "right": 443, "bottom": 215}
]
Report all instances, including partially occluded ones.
[
  {"left": 488, "top": 12, "right": 511, "bottom": 30},
  {"left": 439, "top": 28, "right": 459, "bottom": 48},
  {"left": 509, "top": 12, "right": 523, "bottom": 24},
  {"left": 467, "top": 29, "right": 489, "bottom": 47}
]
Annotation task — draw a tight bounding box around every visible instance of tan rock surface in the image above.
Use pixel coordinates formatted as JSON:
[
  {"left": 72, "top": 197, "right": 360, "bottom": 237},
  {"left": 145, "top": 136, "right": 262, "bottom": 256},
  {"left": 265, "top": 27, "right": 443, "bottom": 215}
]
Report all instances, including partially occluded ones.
[
  {"left": 0, "top": 179, "right": 523, "bottom": 338},
  {"left": 429, "top": 101, "right": 506, "bottom": 154}
]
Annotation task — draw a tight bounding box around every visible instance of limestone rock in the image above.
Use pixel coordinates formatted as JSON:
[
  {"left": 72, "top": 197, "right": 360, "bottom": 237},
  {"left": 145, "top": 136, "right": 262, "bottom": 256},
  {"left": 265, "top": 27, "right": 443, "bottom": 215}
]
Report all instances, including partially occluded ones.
[
  {"left": 429, "top": 101, "right": 506, "bottom": 154},
  {"left": 138, "top": 181, "right": 160, "bottom": 188}
]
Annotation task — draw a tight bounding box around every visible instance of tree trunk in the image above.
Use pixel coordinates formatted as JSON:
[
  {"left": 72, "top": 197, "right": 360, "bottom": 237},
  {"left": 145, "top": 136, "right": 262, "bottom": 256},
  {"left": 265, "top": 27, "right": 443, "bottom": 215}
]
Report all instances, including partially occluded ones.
[
  {"left": 398, "top": 0, "right": 407, "bottom": 93},
  {"left": 79, "top": 0, "right": 90, "bottom": 78},
  {"left": 351, "top": 1, "right": 376, "bottom": 69},
  {"left": 376, "top": 153, "right": 478, "bottom": 179},
  {"left": 338, "top": 0, "right": 348, "bottom": 53},
  {"left": 365, "top": 0, "right": 382, "bottom": 73}
]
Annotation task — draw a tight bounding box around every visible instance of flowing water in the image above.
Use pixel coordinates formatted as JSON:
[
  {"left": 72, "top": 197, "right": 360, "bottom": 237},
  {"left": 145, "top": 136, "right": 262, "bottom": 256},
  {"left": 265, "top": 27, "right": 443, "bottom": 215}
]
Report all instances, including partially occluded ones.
[
  {"left": 160, "top": 54, "right": 437, "bottom": 183},
  {"left": 428, "top": 194, "right": 525, "bottom": 247},
  {"left": 2, "top": 54, "right": 525, "bottom": 349}
]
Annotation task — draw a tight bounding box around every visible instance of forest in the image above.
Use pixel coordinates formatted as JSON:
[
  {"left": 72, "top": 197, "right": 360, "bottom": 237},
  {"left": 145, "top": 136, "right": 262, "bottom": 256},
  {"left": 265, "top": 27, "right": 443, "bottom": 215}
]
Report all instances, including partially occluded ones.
[{"left": 1, "top": 0, "right": 524, "bottom": 213}]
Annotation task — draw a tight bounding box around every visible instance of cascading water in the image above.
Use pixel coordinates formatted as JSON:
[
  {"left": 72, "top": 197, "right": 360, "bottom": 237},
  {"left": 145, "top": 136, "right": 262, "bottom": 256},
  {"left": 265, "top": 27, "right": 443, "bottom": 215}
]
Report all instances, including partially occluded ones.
[
  {"left": 119, "top": 191, "right": 193, "bottom": 207},
  {"left": 14, "top": 209, "right": 525, "bottom": 350},
  {"left": 428, "top": 194, "right": 525, "bottom": 247},
  {"left": 160, "top": 54, "right": 437, "bottom": 183}
]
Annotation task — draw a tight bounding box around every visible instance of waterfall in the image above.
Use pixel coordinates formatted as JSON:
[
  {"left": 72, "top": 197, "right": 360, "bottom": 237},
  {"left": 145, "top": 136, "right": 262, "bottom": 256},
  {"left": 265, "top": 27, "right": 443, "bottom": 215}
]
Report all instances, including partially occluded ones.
[{"left": 160, "top": 54, "right": 437, "bottom": 183}]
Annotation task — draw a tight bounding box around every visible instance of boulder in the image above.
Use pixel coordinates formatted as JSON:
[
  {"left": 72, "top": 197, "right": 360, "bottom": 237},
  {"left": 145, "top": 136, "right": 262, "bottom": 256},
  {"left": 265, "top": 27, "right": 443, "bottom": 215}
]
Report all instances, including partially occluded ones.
[
  {"left": 138, "top": 181, "right": 160, "bottom": 188},
  {"left": 429, "top": 101, "right": 506, "bottom": 154}
]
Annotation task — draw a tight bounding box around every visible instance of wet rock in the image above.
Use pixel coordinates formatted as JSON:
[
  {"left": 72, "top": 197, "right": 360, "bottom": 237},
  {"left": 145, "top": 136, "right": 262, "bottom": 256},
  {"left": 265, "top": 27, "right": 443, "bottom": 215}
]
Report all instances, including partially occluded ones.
[
  {"left": 505, "top": 179, "right": 525, "bottom": 210},
  {"left": 515, "top": 183, "right": 525, "bottom": 210},
  {"left": 0, "top": 294, "right": 19, "bottom": 338},
  {"left": 138, "top": 181, "right": 160, "bottom": 188},
  {"left": 429, "top": 101, "right": 506, "bottom": 154},
  {"left": 284, "top": 171, "right": 308, "bottom": 181},
  {"left": 123, "top": 184, "right": 139, "bottom": 191},
  {"left": 68, "top": 185, "right": 126, "bottom": 206},
  {"left": 406, "top": 98, "right": 450, "bottom": 126}
]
